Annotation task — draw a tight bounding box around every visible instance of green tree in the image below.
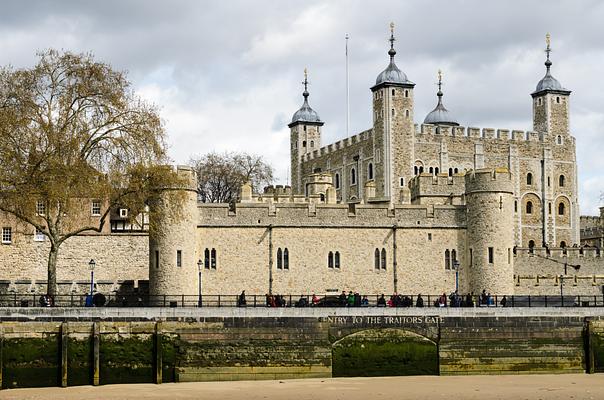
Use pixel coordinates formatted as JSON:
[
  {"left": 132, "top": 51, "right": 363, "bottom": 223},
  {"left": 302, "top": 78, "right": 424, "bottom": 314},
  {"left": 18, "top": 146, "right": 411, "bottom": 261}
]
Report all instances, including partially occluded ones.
[{"left": 0, "top": 49, "right": 184, "bottom": 296}]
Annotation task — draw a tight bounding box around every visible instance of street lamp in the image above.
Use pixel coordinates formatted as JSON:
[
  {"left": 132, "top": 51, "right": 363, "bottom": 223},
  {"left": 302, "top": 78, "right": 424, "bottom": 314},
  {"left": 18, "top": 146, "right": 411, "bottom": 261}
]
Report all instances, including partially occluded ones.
[
  {"left": 560, "top": 262, "right": 581, "bottom": 301},
  {"left": 453, "top": 260, "right": 460, "bottom": 293},
  {"left": 88, "top": 259, "right": 96, "bottom": 296},
  {"left": 197, "top": 259, "right": 203, "bottom": 307}
]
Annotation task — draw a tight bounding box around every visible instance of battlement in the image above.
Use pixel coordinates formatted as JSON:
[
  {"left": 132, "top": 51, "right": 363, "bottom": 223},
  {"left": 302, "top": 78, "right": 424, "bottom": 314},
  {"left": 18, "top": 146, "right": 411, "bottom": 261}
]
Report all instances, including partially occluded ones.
[
  {"left": 416, "top": 123, "right": 545, "bottom": 143},
  {"left": 409, "top": 173, "right": 466, "bottom": 205},
  {"left": 302, "top": 129, "right": 373, "bottom": 162},
  {"left": 464, "top": 168, "right": 514, "bottom": 194}
]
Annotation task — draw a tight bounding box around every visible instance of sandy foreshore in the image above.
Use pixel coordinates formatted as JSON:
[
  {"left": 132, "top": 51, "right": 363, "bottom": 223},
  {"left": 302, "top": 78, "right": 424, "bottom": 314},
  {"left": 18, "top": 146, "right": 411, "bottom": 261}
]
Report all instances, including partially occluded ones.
[{"left": 0, "top": 374, "right": 602, "bottom": 400}]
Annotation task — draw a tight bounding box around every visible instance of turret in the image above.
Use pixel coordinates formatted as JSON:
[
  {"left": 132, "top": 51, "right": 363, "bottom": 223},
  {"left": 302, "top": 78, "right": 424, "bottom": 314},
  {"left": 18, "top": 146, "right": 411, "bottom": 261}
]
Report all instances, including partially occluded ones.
[
  {"left": 148, "top": 165, "right": 198, "bottom": 301},
  {"left": 465, "top": 168, "right": 515, "bottom": 294},
  {"left": 532, "top": 33, "right": 571, "bottom": 135},
  {"left": 289, "top": 69, "right": 324, "bottom": 195},
  {"left": 370, "top": 22, "right": 415, "bottom": 204}
]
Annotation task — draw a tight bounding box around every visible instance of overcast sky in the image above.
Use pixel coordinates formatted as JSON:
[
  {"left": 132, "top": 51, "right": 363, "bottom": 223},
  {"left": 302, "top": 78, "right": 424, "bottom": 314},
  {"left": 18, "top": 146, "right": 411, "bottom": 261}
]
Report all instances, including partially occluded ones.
[{"left": 1, "top": 1, "right": 603, "bottom": 214}]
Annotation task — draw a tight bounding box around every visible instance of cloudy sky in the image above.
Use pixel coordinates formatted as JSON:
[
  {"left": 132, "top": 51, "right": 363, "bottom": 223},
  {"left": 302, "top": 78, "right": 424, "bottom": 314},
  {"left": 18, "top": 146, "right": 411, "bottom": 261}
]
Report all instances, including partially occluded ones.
[{"left": 1, "top": 0, "right": 603, "bottom": 214}]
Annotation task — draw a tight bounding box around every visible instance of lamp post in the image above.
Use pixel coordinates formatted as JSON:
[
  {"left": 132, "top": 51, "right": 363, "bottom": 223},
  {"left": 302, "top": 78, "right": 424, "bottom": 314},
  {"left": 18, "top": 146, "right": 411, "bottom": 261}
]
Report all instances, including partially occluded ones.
[
  {"left": 560, "top": 262, "right": 581, "bottom": 301},
  {"left": 453, "top": 260, "right": 460, "bottom": 293},
  {"left": 197, "top": 259, "right": 203, "bottom": 307},
  {"left": 88, "top": 259, "right": 96, "bottom": 296}
]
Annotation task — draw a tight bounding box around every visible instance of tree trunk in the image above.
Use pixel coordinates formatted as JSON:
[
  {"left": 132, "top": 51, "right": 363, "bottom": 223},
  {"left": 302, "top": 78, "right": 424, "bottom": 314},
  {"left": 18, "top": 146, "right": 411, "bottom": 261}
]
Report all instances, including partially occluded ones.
[{"left": 47, "top": 244, "right": 59, "bottom": 297}]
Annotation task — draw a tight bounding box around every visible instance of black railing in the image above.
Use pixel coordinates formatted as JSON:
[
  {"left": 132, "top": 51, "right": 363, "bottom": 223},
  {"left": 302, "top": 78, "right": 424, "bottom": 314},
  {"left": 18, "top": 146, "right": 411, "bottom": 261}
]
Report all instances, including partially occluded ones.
[{"left": 3, "top": 293, "right": 604, "bottom": 308}]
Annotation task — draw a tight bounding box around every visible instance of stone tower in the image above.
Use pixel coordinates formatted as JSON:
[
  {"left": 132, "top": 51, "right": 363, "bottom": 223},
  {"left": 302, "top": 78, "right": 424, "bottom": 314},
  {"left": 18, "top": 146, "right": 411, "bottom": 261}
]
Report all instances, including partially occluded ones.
[
  {"left": 465, "top": 168, "right": 515, "bottom": 294},
  {"left": 148, "top": 165, "right": 198, "bottom": 300},
  {"left": 289, "top": 69, "right": 324, "bottom": 195},
  {"left": 531, "top": 33, "right": 571, "bottom": 135},
  {"left": 371, "top": 23, "right": 415, "bottom": 203}
]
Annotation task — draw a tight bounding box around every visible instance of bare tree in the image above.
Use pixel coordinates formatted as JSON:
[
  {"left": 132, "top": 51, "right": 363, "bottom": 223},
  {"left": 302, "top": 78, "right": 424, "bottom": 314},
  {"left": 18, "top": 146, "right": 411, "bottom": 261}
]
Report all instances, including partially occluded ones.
[
  {"left": 190, "top": 152, "right": 274, "bottom": 203},
  {"left": 0, "top": 49, "right": 184, "bottom": 296}
]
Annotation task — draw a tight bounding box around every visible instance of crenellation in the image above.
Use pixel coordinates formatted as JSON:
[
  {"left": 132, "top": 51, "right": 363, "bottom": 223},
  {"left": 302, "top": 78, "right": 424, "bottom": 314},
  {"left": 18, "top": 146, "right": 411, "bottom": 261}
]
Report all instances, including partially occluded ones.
[
  {"left": 482, "top": 128, "right": 495, "bottom": 139},
  {"left": 497, "top": 129, "right": 510, "bottom": 139},
  {"left": 468, "top": 127, "right": 480, "bottom": 138}
]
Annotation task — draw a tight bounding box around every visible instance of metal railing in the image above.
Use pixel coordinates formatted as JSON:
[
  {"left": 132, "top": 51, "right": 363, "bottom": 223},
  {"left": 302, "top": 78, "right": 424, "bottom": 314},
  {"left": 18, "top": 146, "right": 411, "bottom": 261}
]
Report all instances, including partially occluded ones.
[{"left": 3, "top": 293, "right": 604, "bottom": 308}]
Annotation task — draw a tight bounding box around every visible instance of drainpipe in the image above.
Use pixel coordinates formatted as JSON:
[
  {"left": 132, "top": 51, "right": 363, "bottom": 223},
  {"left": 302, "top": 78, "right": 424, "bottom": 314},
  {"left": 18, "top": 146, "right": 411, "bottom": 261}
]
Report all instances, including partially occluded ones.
[{"left": 393, "top": 224, "right": 398, "bottom": 293}]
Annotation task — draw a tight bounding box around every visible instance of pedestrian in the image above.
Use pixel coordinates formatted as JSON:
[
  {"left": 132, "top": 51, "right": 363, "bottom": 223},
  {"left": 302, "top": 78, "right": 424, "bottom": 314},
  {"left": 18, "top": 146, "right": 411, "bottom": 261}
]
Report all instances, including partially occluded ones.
[
  {"left": 377, "top": 294, "right": 387, "bottom": 307},
  {"left": 416, "top": 294, "right": 424, "bottom": 308},
  {"left": 238, "top": 290, "right": 247, "bottom": 307},
  {"left": 500, "top": 295, "right": 508, "bottom": 307}
]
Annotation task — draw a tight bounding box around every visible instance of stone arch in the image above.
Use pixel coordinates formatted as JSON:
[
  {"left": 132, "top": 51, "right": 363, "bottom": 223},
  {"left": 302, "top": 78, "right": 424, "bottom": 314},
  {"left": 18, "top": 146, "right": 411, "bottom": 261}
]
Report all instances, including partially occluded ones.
[
  {"left": 554, "top": 195, "right": 571, "bottom": 227},
  {"left": 521, "top": 192, "right": 541, "bottom": 225},
  {"left": 331, "top": 328, "right": 438, "bottom": 377}
]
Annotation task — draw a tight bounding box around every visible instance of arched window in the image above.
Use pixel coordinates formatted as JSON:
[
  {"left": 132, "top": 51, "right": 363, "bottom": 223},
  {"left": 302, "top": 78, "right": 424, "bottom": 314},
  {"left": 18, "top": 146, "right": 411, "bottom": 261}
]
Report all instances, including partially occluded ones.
[
  {"left": 405, "top": 110, "right": 410, "bottom": 118},
  {"left": 527, "top": 173, "right": 533, "bottom": 185},
  {"left": 335, "top": 173, "right": 340, "bottom": 189},
  {"left": 392, "top": 89, "right": 395, "bottom": 96},
  {"left": 204, "top": 248, "right": 210, "bottom": 269},
  {"left": 560, "top": 241, "right": 566, "bottom": 248},
  {"left": 448, "top": 168, "right": 453, "bottom": 177},
  {"left": 380, "top": 248, "right": 386, "bottom": 270},
  {"left": 374, "top": 248, "right": 380, "bottom": 270},
  {"left": 334, "top": 252, "right": 341, "bottom": 269},
  {"left": 351, "top": 168, "right": 356, "bottom": 185},
  {"left": 526, "top": 201, "right": 533, "bottom": 214},
  {"left": 557, "top": 135, "right": 562, "bottom": 145},
  {"left": 514, "top": 200, "right": 518, "bottom": 212},
  {"left": 429, "top": 167, "right": 434, "bottom": 174},
  {"left": 277, "top": 248, "right": 283, "bottom": 269},
  {"left": 391, "top": 109, "right": 395, "bottom": 117},
  {"left": 310, "top": 140, "right": 314, "bottom": 148},
  {"left": 454, "top": 168, "right": 458, "bottom": 174},
  {"left": 283, "top": 248, "right": 289, "bottom": 269},
  {"left": 302, "top": 140, "right": 307, "bottom": 147},
  {"left": 404, "top": 90, "right": 409, "bottom": 98},
  {"left": 414, "top": 166, "right": 418, "bottom": 175},
  {"left": 368, "top": 163, "right": 374, "bottom": 180},
  {"left": 559, "top": 175, "right": 565, "bottom": 187},
  {"left": 558, "top": 202, "right": 565, "bottom": 215},
  {"left": 451, "top": 249, "right": 457, "bottom": 265},
  {"left": 419, "top": 166, "right": 424, "bottom": 173},
  {"left": 435, "top": 167, "right": 439, "bottom": 175},
  {"left": 328, "top": 252, "right": 334, "bottom": 268},
  {"left": 445, "top": 249, "right": 451, "bottom": 270},
  {"left": 556, "top": 96, "right": 560, "bottom": 104},
  {"left": 528, "top": 240, "right": 535, "bottom": 253},
  {"left": 399, "top": 177, "right": 404, "bottom": 187},
  {"left": 210, "top": 248, "right": 217, "bottom": 269}
]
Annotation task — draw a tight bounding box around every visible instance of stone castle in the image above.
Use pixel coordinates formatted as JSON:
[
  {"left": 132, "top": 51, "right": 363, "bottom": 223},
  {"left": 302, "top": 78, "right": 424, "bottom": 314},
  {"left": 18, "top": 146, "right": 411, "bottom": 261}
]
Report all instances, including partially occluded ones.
[{"left": 0, "top": 29, "right": 603, "bottom": 298}]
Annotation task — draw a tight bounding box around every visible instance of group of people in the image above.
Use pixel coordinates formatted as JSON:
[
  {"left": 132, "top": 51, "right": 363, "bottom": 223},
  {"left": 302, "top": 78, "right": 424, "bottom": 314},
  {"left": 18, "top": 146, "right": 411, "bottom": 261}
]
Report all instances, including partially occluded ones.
[{"left": 434, "top": 290, "right": 507, "bottom": 307}]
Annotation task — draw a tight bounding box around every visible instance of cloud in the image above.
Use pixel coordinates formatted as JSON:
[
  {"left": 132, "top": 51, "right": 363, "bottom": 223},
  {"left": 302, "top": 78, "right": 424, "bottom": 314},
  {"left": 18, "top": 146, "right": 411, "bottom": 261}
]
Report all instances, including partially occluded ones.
[{"left": 0, "top": 0, "right": 603, "bottom": 213}]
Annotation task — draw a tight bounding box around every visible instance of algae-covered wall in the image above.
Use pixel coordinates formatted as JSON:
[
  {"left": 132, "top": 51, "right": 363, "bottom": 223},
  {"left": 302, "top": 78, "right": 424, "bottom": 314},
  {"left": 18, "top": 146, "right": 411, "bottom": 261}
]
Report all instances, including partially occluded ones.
[{"left": 0, "top": 314, "right": 602, "bottom": 388}]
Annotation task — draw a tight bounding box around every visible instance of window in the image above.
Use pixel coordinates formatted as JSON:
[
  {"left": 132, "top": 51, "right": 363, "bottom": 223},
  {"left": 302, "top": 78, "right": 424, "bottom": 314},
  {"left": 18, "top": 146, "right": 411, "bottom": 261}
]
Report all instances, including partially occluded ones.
[
  {"left": 334, "top": 251, "right": 341, "bottom": 269},
  {"left": 91, "top": 200, "right": 101, "bottom": 216},
  {"left": 488, "top": 247, "right": 494, "bottom": 264},
  {"left": 556, "top": 96, "right": 560, "bottom": 104},
  {"left": 210, "top": 248, "right": 217, "bottom": 269},
  {"left": 507, "top": 248, "right": 511, "bottom": 264},
  {"left": 560, "top": 241, "right": 566, "bottom": 248},
  {"left": 36, "top": 201, "right": 45, "bottom": 216},
  {"left": 454, "top": 168, "right": 458, "bottom": 174},
  {"left": 526, "top": 173, "right": 533, "bottom": 185},
  {"left": 335, "top": 173, "right": 340, "bottom": 189},
  {"left": 283, "top": 248, "right": 289, "bottom": 270},
  {"left": 368, "top": 163, "right": 374, "bottom": 180},
  {"left": 558, "top": 202, "right": 565, "bottom": 215},
  {"left": 399, "top": 177, "right": 404, "bottom": 187},
  {"left": 528, "top": 240, "right": 535, "bottom": 251},
  {"left": 419, "top": 166, "right": 424, "bottom": 173},
  {"left": 380, "top": 248, "right": 386, "bottom": 270},
  {"left": 176, "top": 250, "right": 182, "bottom": 267},
  {"left": 351, "top": 168, "right": 356, "bottom": 185},
  {"left": 204, "top": 248, "right": 210, "bottom": 269},
  {"left": 559, "top": 175, "right": 565, "bottom": 187},
  {"left": 310, "top": 140, "right": 314, "bottom": 148},
  {"left": 119, "top": 208, "right": 128, "bottom": 218},
  {"left": 328, "top": 251, "right": 334, "bottom": 268},
  {"left": 405, "top": 110, "right": 410, "bottom": 118},
  {"left": 557, "top": 135, "right": 562, "bottom": 145},
  {"left": 414, "top": 166, "right": 418, "bottom": 175},
  {"left": 514, "top": 200, "right": 518, "bottom": 213},
  {"left": 448, "top": 168, "right": 453, "bottom": 177},
  {"left": 392, "top": 89, "right": 395, "bottom": 96},
  {"left": 374, "top": 248, "right": 380, "bottom": 270},
  {"left": 547, "top": 177, "right": 550, "bottom": 187},
  {"left": 435, "top": 167, "right": 439, "bottom": 175},
  {"left": 451, "top": 250, "right": 457, "bottom": 265},
  {"left": 302, "top": 140, "right": 307, "bottom": 147},
  {"left": 538, "top": 98, "right": 542, "bottom": 106},
  {"left": 429, "top": 167, "right": 434, "bottom": 174},
  {"left": 155, "top": 250, "right": 159, "bottom": 269},
  {"left": 277, "top": 248, "right": 283, "bottom": 269},
  {"left": 34, "top": 228, "right": 45, "bottom": 242},
  {"left": 445, "top": 249, "right": 451, "bottom": 270},
  {"left": 469, "top": 249, "right": 473, "bottom": 267},
  {"left": 303, "top": 125, "right": 307, "bottom": 131},
  {"left": 404, "top": 90, "right": 409, "bottom": 98},
  {"left": 428, "top": 233, "right": 432, "bottom": 241},
  {"left": 391, "top": 108, "right": 395, "bottom": 117},
  {"left": 548, "top": 202, "right": 552, "bottom": 214},
  {"left": 526, "top": 201, "right": 533, "bottom": 214},
  {"left": 2, "top": 227, "right": 12, "bottom": 244}
]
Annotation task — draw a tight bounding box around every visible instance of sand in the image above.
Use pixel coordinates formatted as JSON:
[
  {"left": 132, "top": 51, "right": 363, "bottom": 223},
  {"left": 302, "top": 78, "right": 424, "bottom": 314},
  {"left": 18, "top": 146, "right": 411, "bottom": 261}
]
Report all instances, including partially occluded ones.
[{"left": 0, "top": 374, "right": 603, "bottom": 400}]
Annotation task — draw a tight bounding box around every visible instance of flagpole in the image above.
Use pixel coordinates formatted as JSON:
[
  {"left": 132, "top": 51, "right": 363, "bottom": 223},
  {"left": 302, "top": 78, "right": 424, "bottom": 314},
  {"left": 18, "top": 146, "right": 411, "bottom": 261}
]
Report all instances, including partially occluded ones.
[{"left": 345, "top": 33, "right": 350, "bottom": 137}]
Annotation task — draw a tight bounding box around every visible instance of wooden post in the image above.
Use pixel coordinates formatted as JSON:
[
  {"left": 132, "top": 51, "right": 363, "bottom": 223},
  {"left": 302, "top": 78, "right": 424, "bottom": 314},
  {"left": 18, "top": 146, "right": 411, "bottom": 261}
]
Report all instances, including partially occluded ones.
[
  {"left": 154, "top": 322, "right": 162, "bottom": 384},
  {"left": 93, "top": 322, "right": 100, "bottom": 385},
  {"left": 61, "top": 322, "right": 68, "bottom": 387}
]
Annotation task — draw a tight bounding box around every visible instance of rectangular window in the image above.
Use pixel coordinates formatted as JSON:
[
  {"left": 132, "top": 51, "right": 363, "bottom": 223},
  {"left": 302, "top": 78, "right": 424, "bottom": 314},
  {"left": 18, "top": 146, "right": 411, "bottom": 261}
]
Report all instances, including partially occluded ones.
[
  {"left": 91, "top": 200, "right": 101, "bottom": 216},
  {"left": 36, "top": 201, "right": 45, "bottom": 216},
  {"left": 119, "top": 208, "right": 128, "bottom": 218},
  {"left": 2, "top": 227, "right": 12, "bottom": 244},
  {"left": 155, "top": 250, "right": 159, "bottom": 269},
  {"left": 34, "top": 228, "right": 45, "bottom": 242},
  {"left": 469, "top": 249, "right": 473, "bottom": 267},
  {"left": 488, "top": 247, "right": 494, "bottom": 264},
  {"left": 428, "top": 233, "right": 432, "bottom": 241},
  {"left": 176, "top": 250, "right": 182, "bottom": 267},
  {"left": 507, "top": 248, "right": 511, "bottom": 264}
]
